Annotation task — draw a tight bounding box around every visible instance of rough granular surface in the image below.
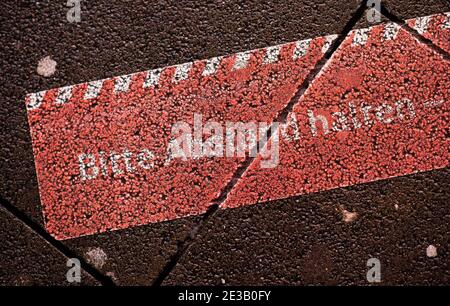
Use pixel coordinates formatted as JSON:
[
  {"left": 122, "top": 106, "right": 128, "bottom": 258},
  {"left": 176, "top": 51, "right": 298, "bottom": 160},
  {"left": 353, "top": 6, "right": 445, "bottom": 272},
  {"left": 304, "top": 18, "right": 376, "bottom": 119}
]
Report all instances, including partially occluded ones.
[{"left": 1, "top": 0, "right": 449, "bottom": 285}]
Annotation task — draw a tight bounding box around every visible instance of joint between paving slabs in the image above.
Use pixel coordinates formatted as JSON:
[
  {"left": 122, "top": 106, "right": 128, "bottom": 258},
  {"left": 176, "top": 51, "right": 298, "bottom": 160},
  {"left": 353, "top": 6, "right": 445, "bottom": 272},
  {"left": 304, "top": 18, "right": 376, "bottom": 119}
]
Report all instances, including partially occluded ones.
[
  {"left": 0, "top": 196, "right": 116, "bottom": 286},
  {"left": 151, "top": 0, "right": 372, "bottom": 286}
]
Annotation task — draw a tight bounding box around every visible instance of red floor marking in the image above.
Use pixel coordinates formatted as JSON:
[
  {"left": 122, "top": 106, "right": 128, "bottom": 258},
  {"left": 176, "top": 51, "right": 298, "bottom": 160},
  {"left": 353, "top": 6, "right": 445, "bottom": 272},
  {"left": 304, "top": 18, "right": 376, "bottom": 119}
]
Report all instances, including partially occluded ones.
[
  {"left": 223, "top": 22, "right": 449, "bottom": 209},
  {"left": 25, "top": 35, "right": 336, "bottom": 239},
  {"left": 407, "top": 12, "right": 450, "bottom": 53}
]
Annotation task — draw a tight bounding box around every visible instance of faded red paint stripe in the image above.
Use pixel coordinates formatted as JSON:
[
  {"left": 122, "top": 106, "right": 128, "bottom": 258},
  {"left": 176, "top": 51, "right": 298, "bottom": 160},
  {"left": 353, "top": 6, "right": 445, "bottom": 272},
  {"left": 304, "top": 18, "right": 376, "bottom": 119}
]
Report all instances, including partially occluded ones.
[
  {"left": 223, "top": 22, "right": 449, "bottom": 209},
  {"left": 26, "top": 35, "right": 335, "bottom": 239},
  {"left": 25, "top": 13, "right": 449, "bottom": 239}
]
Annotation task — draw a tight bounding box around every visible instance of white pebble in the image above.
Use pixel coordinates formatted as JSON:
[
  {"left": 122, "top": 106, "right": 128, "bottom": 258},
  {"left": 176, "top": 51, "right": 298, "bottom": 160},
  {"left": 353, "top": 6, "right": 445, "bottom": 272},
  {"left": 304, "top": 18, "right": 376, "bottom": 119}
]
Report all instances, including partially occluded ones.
[
  {"left": 426, "top": 245, "right": 437, "bottom": 258},
  {"left": 342, "top": 209, "right": 358, "bottom": 222},
  {"left": 37, "top": 56, "right": 57, "bottom": 77}
]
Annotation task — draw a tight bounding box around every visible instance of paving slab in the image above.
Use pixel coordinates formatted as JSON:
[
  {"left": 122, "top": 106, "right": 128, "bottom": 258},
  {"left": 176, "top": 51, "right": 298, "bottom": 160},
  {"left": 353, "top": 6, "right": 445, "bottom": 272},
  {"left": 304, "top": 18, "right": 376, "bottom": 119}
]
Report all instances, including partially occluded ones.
[
  {"left": 0, "top": 0, "right": 361, "bottom": 284},
  {"left": 0, "top": 206, "right": 99, "bottom": 286},
  {"left": 163, "top": 12, "right": 450, "bottom": 285},
  {"left": 164, "top": 169, "right": 450, "bottom": 285}
]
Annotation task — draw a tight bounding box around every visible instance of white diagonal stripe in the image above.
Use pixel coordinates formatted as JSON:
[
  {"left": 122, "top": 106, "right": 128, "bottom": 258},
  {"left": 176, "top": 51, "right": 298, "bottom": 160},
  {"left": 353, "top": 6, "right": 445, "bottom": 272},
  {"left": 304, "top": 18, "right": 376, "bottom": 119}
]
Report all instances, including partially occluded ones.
[
  {"left": 414, "top": 16, "right": 431, "bottom": 34},
  {"left": 202, "top": 57, "right": 222, "bottom": 76},
  {"left": 55, "top": 86, "right": 72, "bottom": 104},
  {"left": 26, "top": 91, "right": 46, "bottom": 110},
  {"left": 293, "top": 39, "right": 311, "bottom": 59},
  {"left": 263, "top": 45, "right": 281, "bottom": 63},
  {"left": 114, "top": 74, "right": 133, "bottom": 93},
  {"left": 443, "top": 12, "right": 450, "bottom": 29},
  {"left": 352, "top": 29, "right": 370, "bottom": 46},
  {"left": 322, "top": 34, "right": 337, "bottom": 53},
  {"left": 382, "top": 22, "right": 401, "bottom": 40},
  {"left": 173, "top": 62, "right": 193, "bottom": 82},
  {"left": 233, "top": 51, "right": 251, "bottom": 70},
  {"left": 143, "top": 68, "right": 162, "bottom": 88},
  {"left": 84, "top": 80, "right": 104, "bottom": 99}
]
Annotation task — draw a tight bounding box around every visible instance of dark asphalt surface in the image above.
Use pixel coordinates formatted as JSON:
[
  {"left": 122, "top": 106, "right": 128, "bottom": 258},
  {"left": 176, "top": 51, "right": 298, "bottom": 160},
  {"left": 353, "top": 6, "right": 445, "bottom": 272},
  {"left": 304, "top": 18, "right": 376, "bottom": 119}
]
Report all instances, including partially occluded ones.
[
  {"left": 164, "top": 170, "right": 450, "bottom": 285},
  {"left": 1, "top": 0, "right": 449, "bottom": 285},
  {"left": 0, "top": 206, "right": 99, "bottom": 285}
]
